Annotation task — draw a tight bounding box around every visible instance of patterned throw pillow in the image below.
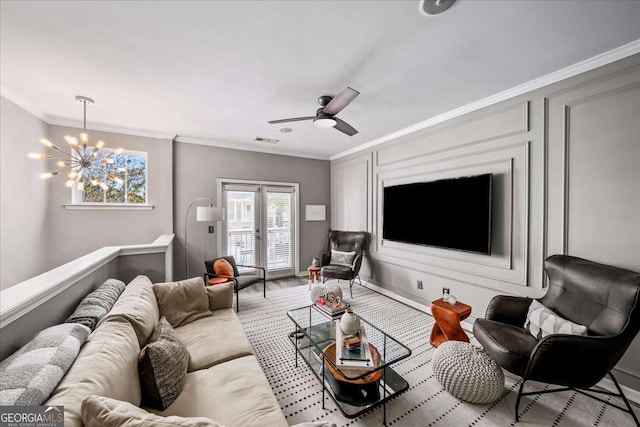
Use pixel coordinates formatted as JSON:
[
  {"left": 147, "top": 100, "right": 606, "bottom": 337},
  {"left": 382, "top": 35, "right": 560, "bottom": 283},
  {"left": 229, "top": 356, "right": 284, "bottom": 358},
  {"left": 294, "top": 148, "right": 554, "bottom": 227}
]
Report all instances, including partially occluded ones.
[
  {"left": 330, "top": 249, "right": 356, "bottom": 267},
  {"left": 524, "top": 300, "right": 588, "bottom": 339},
  {"left": 139, "top": 317, "right": 189, "bottom": 410},
  {"left": 0, "top": 323, "right": 91, "bottom": 405}
]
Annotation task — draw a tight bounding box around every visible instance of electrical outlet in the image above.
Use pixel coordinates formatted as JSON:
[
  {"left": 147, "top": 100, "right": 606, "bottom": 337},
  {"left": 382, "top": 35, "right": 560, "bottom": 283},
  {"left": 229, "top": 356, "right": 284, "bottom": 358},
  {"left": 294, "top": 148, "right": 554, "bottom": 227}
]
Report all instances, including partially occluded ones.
[
  {"left": 208, "top": 226, "right": 214, "bottom": 234},
  {"left": 417, "top": 280, "right": 423, "bottom": 290}
]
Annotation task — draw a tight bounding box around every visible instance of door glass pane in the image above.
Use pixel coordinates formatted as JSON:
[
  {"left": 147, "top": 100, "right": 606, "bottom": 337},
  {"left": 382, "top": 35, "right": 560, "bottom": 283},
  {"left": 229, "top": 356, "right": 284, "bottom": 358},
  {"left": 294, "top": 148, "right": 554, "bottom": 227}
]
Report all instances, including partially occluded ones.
[
  {"left": 266, "top": 191, "right": 292, "bottom": 270},
  {"left": 226, "top": 191, "right": 257, "bottom": 266}
]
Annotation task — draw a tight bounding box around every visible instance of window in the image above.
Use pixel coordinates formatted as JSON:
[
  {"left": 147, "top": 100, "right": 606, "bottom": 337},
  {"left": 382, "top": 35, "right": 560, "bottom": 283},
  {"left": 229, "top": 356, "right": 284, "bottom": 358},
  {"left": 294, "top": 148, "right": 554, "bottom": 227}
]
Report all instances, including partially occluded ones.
[{"left": 72, "top": 149, "right": 148, "bottom": 205}]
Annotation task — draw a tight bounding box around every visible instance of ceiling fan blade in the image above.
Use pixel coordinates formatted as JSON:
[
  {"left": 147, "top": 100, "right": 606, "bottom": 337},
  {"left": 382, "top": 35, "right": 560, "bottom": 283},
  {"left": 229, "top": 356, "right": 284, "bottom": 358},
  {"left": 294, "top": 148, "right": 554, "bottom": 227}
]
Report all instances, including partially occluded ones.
[
  {"left": 323, "top": 87, "right": 360, "bottom": 116},
  {"left": 268, "top": 116, "right": 315, "bottom": 124},
  {"left": 334, "top": 118, "right": 358, "bottom": 136}
]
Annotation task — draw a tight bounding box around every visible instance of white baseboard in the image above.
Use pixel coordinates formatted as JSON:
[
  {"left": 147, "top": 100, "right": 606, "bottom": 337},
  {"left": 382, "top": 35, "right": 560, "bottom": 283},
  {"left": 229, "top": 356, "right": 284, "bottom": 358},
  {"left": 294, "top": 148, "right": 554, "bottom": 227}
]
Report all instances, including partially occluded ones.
[
  {"left": 357, "top": 279, "right": 639, "bottom": 405},
  {"left": 358, "top": 279, "right": 475, "bottom": 332}
]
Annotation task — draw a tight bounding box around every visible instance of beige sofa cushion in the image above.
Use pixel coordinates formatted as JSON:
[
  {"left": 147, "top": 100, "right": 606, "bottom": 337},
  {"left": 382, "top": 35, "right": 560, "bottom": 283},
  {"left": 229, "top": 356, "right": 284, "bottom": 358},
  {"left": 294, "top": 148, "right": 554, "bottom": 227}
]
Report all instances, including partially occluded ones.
[
  {"left": 153, "top": 277, "right": 213, "bottom": 328},
  {"left": 174, "top": 308, "right": 253, "bottom": 372},
  {"left": 105, "top": 275, "right": 159, "bottom": 347},
  {"left": 151, "top": 355, "right": 287, "bottom": 427},
  {"left": 206, "top": 282, "right": 234, "bottom": 311},
  {"left": 44, "top": 317, "right": 141, "bottom": 427},
  {"left": 82, "top": 395, "right": 225, "bottom": 427}
]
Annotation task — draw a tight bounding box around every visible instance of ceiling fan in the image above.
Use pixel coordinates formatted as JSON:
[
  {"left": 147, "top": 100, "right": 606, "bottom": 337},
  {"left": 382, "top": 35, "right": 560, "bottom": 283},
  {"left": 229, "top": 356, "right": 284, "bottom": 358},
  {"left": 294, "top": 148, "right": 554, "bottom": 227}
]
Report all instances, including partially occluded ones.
[{"left": 268, "top": 87, "right": 360, "bottom": 136}]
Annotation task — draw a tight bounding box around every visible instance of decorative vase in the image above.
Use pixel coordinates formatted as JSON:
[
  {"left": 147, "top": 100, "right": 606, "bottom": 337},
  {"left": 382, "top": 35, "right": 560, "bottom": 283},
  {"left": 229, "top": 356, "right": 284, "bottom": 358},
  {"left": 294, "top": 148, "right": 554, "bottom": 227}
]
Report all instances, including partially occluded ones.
[
  {"left": 311, "top": 286, "right": 327, "bottom": 304},
  {"left": 340, "top": 309, "right": 361, "bottom": 335},
  {"left": 327, "top": 285, "right": 343, "bottom": 301}
]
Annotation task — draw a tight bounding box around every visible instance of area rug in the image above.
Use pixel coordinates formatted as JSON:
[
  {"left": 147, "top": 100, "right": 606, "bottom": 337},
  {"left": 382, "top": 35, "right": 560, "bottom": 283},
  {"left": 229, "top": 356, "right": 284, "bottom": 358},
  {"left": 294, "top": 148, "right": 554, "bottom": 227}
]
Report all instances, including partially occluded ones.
[{"left": 237, "top": 282, "right": 637, "bottom": 427}]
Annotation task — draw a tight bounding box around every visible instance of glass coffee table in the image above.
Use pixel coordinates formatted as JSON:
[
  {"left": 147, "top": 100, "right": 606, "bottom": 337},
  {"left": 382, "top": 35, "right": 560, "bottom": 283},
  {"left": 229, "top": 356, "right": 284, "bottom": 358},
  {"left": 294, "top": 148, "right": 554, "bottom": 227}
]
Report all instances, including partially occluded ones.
[{"left": 287, "top": 305, "right": 411, "bottom": 425}]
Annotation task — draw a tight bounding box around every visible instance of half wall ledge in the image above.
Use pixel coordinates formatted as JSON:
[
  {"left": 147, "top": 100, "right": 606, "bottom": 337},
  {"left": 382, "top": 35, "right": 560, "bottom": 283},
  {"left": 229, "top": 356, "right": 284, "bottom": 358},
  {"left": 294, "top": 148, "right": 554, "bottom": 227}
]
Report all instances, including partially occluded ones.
[{"left": 0, "top": 234, "right": 174, "bottom": 328}]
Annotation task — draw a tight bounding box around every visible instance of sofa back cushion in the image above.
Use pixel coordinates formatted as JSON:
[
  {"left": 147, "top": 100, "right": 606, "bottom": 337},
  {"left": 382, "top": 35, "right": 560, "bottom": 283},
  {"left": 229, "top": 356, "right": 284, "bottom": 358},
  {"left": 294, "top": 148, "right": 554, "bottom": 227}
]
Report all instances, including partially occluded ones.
[
  {"left": 153, "top": 277, "right": 213, "bottom": 328},
  {"left": 0, "top": 323, "right": 91, "bottom": 405},
  {"left": 105, "top": 275, "right": 160, "bottom": 347},
  {"left": 44, "top": 317, "right": 142, "bottom": 427}
]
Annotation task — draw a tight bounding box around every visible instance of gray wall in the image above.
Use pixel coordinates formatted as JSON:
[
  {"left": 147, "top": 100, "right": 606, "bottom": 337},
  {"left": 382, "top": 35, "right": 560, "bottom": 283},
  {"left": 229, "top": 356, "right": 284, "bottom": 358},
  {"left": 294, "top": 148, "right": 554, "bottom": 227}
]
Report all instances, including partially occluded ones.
[
  {"left": 47, "top": 125, "right": 174, "bottom": 266},
  {"left": 331, "top": 54, "right": 640, "bottom": 390},
  {"left": 0, "top": 97, "right": 51, "bottom": 289},
  {"left": 173, "top": 142, "right": 330, "bottom": 280}
]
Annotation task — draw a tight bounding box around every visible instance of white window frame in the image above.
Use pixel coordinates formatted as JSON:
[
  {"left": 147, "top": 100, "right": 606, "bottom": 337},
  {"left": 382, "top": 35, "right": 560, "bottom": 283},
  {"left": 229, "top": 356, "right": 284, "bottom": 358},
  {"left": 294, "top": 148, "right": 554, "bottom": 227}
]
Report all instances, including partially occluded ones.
[{"left": 67, "top": 148, "right": 151, "bottom": 209}]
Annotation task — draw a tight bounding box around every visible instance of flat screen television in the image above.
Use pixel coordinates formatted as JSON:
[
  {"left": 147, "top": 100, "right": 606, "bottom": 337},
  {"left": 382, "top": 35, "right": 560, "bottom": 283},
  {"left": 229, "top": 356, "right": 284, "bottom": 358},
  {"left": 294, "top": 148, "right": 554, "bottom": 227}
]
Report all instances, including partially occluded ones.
[{"left": 382, "top": 173, "right": 492, "bottom": 254}]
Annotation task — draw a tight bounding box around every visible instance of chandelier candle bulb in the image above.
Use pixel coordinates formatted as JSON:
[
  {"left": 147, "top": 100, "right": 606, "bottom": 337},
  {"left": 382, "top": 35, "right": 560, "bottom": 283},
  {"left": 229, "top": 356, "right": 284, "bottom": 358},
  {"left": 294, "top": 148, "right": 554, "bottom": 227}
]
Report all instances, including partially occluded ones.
[
  {"left": 27, "top": 152, "right": 47, "bottom": 159},
  {"left": 95, "top": 140, "right": 104, "bottom": 149},
  {"left": 56, "top": 161, "right": 67, "bottom": 167},
  {"left": 40, "top": 171, "right": 58, "bottom": 179},
  {"left": 65, "top": 180, "right": 75, "bottom": 188}
]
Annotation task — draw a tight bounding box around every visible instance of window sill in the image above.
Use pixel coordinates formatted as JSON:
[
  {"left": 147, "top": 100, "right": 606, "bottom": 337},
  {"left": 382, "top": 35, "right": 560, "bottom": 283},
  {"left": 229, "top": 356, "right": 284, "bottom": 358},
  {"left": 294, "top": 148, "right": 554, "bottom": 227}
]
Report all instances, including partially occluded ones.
[{"left": 63, "top": 204, "right": 155, "bottom": 211}]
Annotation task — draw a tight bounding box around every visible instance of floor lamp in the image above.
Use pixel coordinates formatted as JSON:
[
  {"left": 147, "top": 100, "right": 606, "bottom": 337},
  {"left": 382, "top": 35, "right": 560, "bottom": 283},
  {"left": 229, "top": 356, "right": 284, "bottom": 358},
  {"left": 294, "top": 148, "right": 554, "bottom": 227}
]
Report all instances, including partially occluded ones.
[{"left": 184, "top": 198, "right": 225, "bottom": 278}]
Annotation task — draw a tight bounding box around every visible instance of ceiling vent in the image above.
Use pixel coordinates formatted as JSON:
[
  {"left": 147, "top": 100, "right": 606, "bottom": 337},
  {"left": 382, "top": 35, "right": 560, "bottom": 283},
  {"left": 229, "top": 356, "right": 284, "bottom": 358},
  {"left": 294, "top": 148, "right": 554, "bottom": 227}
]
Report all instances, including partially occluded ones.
[
  {"left": 419, "top": 0, "right": 459, "bottom": 17},
  {"left": 255, "top": 137, "right": 279, "bottom": 144}
]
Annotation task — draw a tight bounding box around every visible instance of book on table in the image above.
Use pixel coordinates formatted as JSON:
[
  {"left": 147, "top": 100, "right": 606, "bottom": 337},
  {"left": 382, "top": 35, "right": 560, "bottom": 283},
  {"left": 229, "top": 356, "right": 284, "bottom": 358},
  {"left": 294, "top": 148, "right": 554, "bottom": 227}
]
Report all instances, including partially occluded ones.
[
  {"left": 314, "top": 302, "right": 350, "bottom": 317},
  {"left": 335, "top": 323, "right": 375, "bottom": 371}
]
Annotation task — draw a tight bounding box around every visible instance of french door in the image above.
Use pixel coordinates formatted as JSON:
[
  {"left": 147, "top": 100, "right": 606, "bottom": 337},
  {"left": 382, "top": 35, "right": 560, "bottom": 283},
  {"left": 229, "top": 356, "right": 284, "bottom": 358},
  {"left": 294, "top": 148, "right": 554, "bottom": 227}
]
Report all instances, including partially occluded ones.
[{"left": 220, "top": 181, "right": 297, "bottom": 278}]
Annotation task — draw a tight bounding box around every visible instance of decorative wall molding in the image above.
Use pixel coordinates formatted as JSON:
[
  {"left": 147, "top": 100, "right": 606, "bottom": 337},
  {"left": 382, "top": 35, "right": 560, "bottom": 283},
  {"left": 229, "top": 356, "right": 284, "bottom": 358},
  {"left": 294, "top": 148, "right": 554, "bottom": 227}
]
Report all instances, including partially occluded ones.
[
  {"left": 331, "top": 40, "right": 640, "bottom": 161},
  {"left": 375, "top": 139, "right": 530, "bottom": 288}
]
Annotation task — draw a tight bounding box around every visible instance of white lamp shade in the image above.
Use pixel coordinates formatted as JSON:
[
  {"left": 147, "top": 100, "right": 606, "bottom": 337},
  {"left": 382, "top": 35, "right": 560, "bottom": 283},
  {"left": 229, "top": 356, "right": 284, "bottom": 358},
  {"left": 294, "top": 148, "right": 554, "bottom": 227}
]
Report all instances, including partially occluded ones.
[{"left": 196, "top": 206, "right": 224, "bottom": 222}]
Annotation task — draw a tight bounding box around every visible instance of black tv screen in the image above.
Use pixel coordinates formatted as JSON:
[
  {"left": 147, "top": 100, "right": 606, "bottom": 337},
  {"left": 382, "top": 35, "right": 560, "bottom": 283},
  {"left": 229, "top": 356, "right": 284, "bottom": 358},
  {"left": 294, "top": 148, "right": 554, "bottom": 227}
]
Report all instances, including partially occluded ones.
[{"left": 382, "top": 174, "right": 492, "bottom": 254}]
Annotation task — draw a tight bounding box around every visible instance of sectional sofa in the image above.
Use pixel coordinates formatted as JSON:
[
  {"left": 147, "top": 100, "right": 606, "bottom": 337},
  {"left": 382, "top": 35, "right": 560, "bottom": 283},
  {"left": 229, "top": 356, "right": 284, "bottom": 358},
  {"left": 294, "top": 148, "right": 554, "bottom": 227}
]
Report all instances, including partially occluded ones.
[{"left": 44, "top": 275, "right": 290, "bottom": 426}]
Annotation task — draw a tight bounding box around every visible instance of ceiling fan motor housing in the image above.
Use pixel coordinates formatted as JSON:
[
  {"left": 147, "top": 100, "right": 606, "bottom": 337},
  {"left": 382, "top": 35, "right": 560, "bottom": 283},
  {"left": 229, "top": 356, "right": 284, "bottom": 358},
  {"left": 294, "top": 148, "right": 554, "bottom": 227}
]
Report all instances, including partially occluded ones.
[{"left": 318, "top": 95, "right": 333, "bottom": 106}]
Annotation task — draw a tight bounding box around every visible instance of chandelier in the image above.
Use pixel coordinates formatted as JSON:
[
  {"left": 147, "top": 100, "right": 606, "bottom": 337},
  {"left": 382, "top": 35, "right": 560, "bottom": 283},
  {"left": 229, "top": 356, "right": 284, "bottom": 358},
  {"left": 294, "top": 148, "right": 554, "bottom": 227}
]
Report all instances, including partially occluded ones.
[{"left": 28, "top": 95, "right": 124, "bottom": 191}]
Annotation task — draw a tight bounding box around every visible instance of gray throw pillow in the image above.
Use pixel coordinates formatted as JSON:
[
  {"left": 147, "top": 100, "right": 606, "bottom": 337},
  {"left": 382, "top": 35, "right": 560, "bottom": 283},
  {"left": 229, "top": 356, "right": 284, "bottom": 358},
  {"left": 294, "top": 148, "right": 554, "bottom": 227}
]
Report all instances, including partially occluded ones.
[
  {"left": 66, "top": 278, "right": 126, "bottom": 330},
  {"left": 0, "top": 323, "right": 91, "bottom": 405},
  {"left": 524, "top": 300, "right": 588, "bottom": 339},
  {"left": 139, "top": 317, "right": 189, "bottom": 410},
  {"left": 331, "top": 249, "right": 356, "bottom": 267}
]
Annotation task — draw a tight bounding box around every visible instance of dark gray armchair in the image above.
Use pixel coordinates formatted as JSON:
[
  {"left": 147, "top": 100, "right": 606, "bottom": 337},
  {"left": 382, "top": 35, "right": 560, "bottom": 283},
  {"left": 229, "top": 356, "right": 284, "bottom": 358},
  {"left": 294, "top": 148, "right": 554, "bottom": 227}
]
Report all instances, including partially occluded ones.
[
  {"left": 320, "top": 230, "right": 368, "bottom": 298},
  {"left": 474, "top": 255, "right": 640, "bottom": 424},
  {"left": 204, "top": 255, "right": 265, "bottom": 312}
]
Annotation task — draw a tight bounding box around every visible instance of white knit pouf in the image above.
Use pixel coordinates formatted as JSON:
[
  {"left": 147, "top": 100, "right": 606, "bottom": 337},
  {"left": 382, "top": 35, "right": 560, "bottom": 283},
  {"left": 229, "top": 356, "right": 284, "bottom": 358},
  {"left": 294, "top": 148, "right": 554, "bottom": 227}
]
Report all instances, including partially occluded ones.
[{"left": 432, "top": 341, "right": 505, "bottom": 404}]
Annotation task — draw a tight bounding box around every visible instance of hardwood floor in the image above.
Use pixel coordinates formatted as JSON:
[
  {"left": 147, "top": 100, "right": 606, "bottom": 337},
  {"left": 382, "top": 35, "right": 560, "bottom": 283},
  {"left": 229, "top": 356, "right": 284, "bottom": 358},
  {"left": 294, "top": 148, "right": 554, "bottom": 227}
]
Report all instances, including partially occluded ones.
[{"left": 242, "top": 275, "right": 307, "bottom": 295}]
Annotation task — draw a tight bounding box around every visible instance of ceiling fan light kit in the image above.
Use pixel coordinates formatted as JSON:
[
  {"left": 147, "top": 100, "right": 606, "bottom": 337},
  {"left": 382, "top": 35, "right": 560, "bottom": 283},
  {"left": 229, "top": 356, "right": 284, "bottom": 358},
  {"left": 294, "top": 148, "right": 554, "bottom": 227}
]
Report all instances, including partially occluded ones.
[
  {"left": 313, "top": 116, "right": 337, "bottom": 129},
  {"left": 268, "top": 86, "right": 360, "bottom": 136}
]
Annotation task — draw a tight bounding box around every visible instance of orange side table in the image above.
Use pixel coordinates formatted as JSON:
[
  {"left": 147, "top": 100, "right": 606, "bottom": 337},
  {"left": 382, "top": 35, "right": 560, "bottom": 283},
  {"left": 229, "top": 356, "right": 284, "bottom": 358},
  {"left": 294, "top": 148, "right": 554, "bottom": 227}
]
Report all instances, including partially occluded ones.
[
  {"left": 430, "top": 298, "right": 472, "bottom": 348},
  {"left": 307, "top": 265, "right": 321, "bottom": 288}
]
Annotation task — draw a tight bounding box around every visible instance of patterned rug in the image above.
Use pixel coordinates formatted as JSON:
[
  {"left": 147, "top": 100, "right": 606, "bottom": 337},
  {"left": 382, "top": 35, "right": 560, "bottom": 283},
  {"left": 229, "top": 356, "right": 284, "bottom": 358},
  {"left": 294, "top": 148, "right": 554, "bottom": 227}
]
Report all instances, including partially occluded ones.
[{"left": 237, "top": 281, "right": 637, "bottom": 427}]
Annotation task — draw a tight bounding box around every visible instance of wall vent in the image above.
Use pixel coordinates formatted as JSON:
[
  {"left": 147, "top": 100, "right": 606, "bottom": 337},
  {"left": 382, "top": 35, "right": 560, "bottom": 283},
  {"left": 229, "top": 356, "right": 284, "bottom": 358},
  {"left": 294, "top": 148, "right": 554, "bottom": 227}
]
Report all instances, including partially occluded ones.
[{"left": 255, "top": 137, "right": 279, "bottom": 144}]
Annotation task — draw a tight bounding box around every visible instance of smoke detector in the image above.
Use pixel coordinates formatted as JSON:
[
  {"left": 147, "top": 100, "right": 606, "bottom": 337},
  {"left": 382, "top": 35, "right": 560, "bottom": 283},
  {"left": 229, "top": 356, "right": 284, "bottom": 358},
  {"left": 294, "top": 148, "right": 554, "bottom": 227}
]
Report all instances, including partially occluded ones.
[
  {"left": 278, "top": 127, "right": 293, "bottom": 133},
  {"left": 255, "top": 137, "right": 279, "bottom": 144},
  {"left": 419, "top": 0, "right": 459, "bottom": 17}
]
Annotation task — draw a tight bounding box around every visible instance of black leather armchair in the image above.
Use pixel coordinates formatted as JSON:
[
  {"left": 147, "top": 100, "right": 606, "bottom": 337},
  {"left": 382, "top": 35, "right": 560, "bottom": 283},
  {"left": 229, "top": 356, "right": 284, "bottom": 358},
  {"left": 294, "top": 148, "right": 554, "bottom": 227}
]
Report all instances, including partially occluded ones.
[
  {"left": 320, "top": 230, "right": 368, "bottom": 298},
  {"left": 204, "top": 255, "right": 265, "bottom": 313},
  {"left": 474, "top": 255, "right": 640, "bottom": 424}
]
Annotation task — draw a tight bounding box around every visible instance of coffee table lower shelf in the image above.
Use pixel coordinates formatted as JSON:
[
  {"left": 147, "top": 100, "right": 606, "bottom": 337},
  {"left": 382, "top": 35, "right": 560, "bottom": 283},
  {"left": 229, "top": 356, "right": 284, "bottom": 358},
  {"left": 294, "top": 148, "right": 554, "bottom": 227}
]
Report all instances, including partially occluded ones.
[{"left": 288, "top": 334, "right": 409, "bottom": 424}]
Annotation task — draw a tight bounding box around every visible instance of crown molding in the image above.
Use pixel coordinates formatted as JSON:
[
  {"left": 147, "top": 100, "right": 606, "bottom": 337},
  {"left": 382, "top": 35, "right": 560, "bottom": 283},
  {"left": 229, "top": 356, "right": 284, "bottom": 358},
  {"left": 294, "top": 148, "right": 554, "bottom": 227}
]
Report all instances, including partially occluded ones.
[
  {"left": 0, "top": 85, "right": 49, "bottom": 122},
  {"left": 173, "top": 136, "right": 330, "bottom": 160},
  {"left": 47, "top": 117, "right": 176, "bottom": 140},
  {"left": 331, "top": 39, "right": 640, "bottom": 161}
]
